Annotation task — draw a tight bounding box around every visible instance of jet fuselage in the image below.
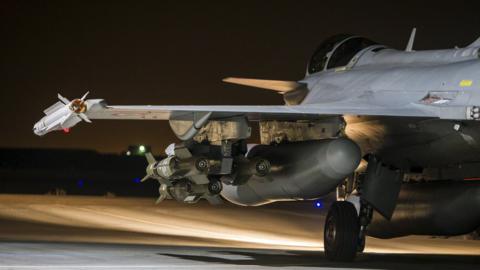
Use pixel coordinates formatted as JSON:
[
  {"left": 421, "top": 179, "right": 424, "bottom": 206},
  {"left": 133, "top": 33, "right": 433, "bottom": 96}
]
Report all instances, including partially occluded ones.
[{"left": 302, "top": 41, "right": 480, "bottom": 172}]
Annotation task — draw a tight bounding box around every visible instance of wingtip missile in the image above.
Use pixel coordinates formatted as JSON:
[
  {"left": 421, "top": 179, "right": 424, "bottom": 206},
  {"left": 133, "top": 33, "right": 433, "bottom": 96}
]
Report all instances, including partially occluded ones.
[{"left": 34, "top": 92, "right": 99, "bottom": 136}]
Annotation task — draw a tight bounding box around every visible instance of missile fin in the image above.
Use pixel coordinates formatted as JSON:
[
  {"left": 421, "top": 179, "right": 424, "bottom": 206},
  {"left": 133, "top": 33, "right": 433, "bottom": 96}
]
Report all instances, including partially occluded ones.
[
  {"left": 145, "top": 152, "right": 156, "bottom": 164},
  {"left": 140, "top": 175, "right": 151, "bottom": 182},
  {"left": 155, "top": 193, "right": 167, "bottom": 204},
  {"left": 155, "top": 184, "right": 169, "bottom": 204},
  {"left": 80, "top": 91, "right": 90, "bottom": 101},
  {"left": 78, "top": 113, "right": 92, "bottom": 123},
  {"left": 43, "top": 101, "right": 65, "bottom": 115},
  {"left": 58, "top": 93, "right": 70, "bottom": 105}
]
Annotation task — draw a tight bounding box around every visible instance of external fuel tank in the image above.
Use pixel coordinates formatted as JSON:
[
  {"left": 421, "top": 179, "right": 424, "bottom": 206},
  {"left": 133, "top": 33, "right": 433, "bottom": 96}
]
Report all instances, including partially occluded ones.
[
  {"left": 368, "top": 181, "right": 480, "bottom": 238},
  {"left": 221, "top": 138, "right": 361, "bottom": 206}
]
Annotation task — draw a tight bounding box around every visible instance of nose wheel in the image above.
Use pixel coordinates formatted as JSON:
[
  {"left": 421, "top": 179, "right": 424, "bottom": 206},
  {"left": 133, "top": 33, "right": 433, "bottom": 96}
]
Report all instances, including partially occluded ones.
[{"left": 324, "top": 201, "right": 360, "bottom": 262}]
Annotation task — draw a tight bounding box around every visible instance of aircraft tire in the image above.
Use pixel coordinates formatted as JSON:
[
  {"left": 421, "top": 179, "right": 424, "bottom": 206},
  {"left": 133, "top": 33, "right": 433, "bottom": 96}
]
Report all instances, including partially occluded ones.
[
  {"left": 357, "top": 233, "right": 365, "bottom": 253},
  {"left": 324, "top": 201, "right": 360, "bottom": 262}
]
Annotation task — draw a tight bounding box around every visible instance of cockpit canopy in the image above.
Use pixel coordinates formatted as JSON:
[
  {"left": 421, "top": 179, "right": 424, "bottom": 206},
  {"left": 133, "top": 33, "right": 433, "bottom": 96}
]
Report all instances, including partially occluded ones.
[{"left": 307, "top": 35, "right": 378, "bottom": 74}]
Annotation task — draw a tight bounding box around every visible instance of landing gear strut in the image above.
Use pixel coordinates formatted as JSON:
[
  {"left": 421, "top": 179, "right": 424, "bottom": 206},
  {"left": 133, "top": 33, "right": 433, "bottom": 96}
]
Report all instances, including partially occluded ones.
[
  {"left": 357, "top": 200, "right": 372, "bottom": 253},
  {"left": 325, "top": 154, "right": 400, "bottom": 261},
  {"left": 324, "top": 201, "right": 360, "bottom": 262}
]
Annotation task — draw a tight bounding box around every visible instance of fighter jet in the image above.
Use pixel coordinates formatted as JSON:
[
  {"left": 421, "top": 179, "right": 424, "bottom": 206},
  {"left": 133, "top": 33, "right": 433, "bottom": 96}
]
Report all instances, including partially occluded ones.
[{"left": 34, "top": 29, "right": 480, "bottom": 261}]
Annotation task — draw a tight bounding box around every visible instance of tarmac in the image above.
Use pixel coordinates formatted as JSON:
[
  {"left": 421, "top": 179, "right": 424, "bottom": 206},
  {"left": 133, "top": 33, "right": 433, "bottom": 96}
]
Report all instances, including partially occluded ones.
[{"left": 0, "top": 194, "right": 478, "bottom": 269}]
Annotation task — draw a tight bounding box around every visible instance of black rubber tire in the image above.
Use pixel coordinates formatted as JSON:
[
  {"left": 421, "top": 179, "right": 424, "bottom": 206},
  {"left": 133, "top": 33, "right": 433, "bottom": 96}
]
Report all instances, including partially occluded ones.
[
  {"left": 357, "top": 233, "right": 365, "bottom": 253},
  {"left": 324, "top": 201, "right": 360, "bottom": 262}
]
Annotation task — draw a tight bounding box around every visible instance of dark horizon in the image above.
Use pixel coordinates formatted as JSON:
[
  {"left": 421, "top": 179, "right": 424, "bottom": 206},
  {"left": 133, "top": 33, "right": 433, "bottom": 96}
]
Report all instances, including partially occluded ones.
[{"left": 2, "top": 0, "right": 480, "bottom": 153}]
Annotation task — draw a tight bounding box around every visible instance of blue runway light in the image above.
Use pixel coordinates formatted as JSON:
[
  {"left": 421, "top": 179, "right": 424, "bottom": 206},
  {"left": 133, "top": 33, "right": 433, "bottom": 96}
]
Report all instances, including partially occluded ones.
[
  {"left": 314, "top": 200, "right": 323, "bottom": 209},
  {"left": 77, "top": 179, "right": 84, "bottom": 188}
]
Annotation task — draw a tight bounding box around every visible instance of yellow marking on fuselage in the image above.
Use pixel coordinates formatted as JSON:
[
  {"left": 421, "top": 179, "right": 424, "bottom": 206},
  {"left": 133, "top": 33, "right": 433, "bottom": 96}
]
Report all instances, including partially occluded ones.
[{"left": 460, "top": 80, "right": 473, "bottom": 87}]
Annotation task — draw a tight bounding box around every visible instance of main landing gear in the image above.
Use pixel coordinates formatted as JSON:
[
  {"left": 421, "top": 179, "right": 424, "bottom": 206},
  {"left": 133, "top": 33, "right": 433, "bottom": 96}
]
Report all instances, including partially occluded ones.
[
  {"left": 324, "top": 201, "right": 360, "bottom": 262},
  {"left": 324, "top": 155, "right": 402, "bottom": 261}
]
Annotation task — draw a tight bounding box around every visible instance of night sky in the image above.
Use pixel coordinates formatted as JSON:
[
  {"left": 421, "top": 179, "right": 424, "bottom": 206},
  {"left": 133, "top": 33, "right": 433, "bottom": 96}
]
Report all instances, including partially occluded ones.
[{"left": 1, "top": 0, "right": 479, "bottom": 153}]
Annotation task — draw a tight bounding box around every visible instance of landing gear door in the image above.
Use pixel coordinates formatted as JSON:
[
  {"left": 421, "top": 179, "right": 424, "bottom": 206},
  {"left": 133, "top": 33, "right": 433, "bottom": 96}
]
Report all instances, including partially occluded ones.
[{"left": 361, "top": 156, "right": 403, "bottom": 220}]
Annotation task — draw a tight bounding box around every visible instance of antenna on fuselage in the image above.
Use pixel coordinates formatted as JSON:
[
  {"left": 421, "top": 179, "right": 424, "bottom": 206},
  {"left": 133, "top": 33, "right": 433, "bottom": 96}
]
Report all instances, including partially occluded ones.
[{"left": 405, "top": 27, "right": 417, "bottom": 52}]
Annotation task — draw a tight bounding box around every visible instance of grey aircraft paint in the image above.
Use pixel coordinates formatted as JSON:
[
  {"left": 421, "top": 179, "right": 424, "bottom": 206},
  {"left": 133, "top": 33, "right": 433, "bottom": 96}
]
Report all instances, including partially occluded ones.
[{"left": 34, "top": 31, "right": 480, "bottom": 200}]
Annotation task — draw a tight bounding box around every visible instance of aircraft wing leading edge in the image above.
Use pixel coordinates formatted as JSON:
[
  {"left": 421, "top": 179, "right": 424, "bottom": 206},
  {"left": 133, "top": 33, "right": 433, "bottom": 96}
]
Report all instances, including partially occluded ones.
[
  {"left": 86, "top": 102, "right": 461, "bottom": 122},
  {"left": 35, "top": 96, "right": 475, "bottom": 136}
]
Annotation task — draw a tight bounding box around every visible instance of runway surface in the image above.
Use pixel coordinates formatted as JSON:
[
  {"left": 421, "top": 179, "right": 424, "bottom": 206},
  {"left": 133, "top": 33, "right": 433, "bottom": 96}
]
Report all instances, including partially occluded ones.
[
  {"left": 0, "top": 194, "right": 479, "bottom": 269},
  {"left": 1, "top": 242, "right": 480, "bottom": 270}
]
